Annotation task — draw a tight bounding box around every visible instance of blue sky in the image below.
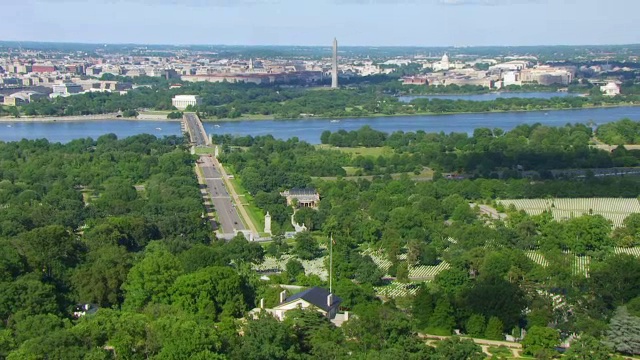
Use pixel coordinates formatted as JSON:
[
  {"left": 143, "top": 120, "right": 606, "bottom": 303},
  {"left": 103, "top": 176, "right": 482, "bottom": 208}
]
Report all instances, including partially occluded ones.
[{"left": 2, "top": 0, "right": 638, "bottom": 46}]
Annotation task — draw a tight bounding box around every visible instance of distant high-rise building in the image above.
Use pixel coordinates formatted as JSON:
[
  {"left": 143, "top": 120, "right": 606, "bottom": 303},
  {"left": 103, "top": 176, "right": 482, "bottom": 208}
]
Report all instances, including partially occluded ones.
[{"left": 331, "top": 38, "right": 338, "bottom": 88}]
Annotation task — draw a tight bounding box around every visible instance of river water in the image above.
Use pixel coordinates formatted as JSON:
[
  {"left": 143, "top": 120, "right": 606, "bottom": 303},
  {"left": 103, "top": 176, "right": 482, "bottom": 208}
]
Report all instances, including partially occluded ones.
[
  {"left": 1, "top": 106, "right": 640, "bottom": 145},
  {"left": 398, "top": 91, "right": 579, "bottom": 102}
]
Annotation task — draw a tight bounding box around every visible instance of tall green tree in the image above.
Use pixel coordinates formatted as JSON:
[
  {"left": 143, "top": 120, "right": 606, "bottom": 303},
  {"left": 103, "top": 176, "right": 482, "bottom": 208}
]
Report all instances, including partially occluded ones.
[
  {"left": 170, "top": 266, "right": 247, "bottom": 320},
  {"left": 484, "top": 316, "right": 504, "bottom": 341},
  {"left": 606, "top": 306, "right": 640, "bottom": 355},
  {"left": 14, "top": 225, "right": 80, "bottom": 279},
  {"left": 225, "top": 235, "right": 265, "bottom": 265},
  {"left": 122, "top": 243, "right": 183, "bottom": 311},
  {"left": 429, "top": 298, "right": 456, "bottom": 335},
  {"left": 565, "top": 335, "right": 612, "bottom": 360},
  {"left": 589, "top": 254, "right": 640, "bottom": 308},
  {"left": 294, "top": 231, "right": 321, "bottom": 260},
  {"left": 465, "top": 314, "right": 486, "bottom": 338},
  {"left": 432, "top": 337, "right": 484, "bottom": 360},
  {"left": 522, "top": 326, "right": 560, "bottom": 358},
  {"left": 73, "top": 245, "right": 132, "bottom": 307},
  {"left": 234, "top": 313, "right": 298, "bottom": 360}
]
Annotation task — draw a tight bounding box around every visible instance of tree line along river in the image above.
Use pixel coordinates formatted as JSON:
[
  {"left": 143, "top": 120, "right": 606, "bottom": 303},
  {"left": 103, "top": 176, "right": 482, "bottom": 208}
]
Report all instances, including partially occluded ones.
[{"left": 1, "top": 106, "right": 640, "bottom": 144}]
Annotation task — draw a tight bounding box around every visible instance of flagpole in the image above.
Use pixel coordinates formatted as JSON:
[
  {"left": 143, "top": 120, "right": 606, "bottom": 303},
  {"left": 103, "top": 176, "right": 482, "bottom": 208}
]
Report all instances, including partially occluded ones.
[{"left": 329, "top": 233, "right": 333, "bottom": 294}]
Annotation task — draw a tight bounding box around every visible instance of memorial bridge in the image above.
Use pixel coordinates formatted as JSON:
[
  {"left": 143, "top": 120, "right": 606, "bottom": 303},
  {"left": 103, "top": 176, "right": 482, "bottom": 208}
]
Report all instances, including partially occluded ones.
[{"left": 182, "top": 113, "right": 260, "bottom": 240}]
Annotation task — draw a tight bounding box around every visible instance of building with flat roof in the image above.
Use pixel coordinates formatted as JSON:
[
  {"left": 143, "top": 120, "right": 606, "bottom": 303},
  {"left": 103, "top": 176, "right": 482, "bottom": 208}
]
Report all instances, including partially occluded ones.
[
  {"left": 281, "top": 188, "right": 320, "bottom": 208},
  {"left": 172, "top": 95, "right": 201, "bottom": 110},
  {"left": 52, "top": 82, "right": 83, "bottom": 97},
  {"left": 4, "top": 91, "right": 45, "bottom": 106}
]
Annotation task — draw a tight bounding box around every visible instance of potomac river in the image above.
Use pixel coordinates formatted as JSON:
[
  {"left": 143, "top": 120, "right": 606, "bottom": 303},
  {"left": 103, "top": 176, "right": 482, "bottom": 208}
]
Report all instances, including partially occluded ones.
[{"left": 1, "top": 106, "right": 640, "bottom": 144}]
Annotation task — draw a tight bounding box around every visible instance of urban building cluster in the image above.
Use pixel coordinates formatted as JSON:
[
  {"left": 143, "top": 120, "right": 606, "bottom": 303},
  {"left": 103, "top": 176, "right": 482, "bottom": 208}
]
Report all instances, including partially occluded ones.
[
  {"left": 0, "top": 40, "right": 359, "bottom": 105},
  {"left": 402, "top": 54, "right": 576, "bottom": 89},
  {"left": 0, "top": 42, "right": 631, "bottom": 107},
  {"left": 401, "top": 54, "right": 625, "bottom": 94}
]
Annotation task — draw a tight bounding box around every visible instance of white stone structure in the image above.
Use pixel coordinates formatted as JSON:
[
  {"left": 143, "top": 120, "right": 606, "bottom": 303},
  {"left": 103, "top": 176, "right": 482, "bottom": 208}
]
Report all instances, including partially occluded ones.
[
  {"left": 264, "top": 212, "right": 272, "bottom": 235},
  {"left": 600, "top": 82, "right": 621, "bottom": 96},
  {"left": 503, "top": 71, "right": 522, "bottom": 86},
  {"left": 172, "top": 95, "right": 202, "bottom": 110},
  {"left": 433, "top": 53, "right": 451, "bottom": 72},
  {"left": 331, "top": 38, "right": 339, "bottom": 88}
]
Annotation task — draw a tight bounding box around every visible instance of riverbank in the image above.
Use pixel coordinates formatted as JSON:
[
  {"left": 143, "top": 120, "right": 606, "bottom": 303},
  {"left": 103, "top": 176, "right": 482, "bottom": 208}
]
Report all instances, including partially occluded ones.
[
  {"left": 3, "top": 101, "right": 637, "bottom": 124},
  {"left": 205, "top": 102, "right": 640, "bottom": 123},
  {"left": 0, "top": 114, "right": 181, "bottom": 123}
]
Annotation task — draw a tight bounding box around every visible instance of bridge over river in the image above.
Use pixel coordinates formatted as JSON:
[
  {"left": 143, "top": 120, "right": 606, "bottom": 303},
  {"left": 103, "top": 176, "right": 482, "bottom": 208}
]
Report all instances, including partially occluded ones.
[{"left": 182, "top": 113, "right": 259, "bottom": 240}]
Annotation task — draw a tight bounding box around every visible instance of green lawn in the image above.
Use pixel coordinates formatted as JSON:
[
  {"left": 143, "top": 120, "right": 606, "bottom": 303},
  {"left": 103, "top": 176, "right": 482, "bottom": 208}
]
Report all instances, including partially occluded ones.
[
  {"left": 194, "top": 146, "right": 215, "bottom": 155},
  {"left": 210, "top": 114, "right": 275, "bottom": 122},
  {"left": 316, "top": 145, "right": 394, "bottom": 158},
  {"left": 315, "top": 167, "right": 434, "bottom": 182},
  {"left": 140, "top": 110, "right": 171, "bottom": 115},
  {"left": 342, "top": 166, "right": 359, "bottom": 176},
  {"left": 225, "top": 166, "right": 265, "bottom": 231}
]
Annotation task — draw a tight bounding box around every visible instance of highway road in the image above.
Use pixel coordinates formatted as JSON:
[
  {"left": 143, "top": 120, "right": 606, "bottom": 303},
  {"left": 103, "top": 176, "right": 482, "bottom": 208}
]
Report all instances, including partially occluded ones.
[
  {"left": 185, "top": 113, "right": 206, "bottom": 146},
  {"left": 198, "top": 155, "right": 245, "bottom": 234}
]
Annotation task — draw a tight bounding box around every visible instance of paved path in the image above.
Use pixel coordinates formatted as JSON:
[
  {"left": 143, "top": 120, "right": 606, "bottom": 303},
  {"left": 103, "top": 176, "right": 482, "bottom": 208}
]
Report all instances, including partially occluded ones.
[{"left": 419, "top": 333, "right": 522, "bottom": 357}]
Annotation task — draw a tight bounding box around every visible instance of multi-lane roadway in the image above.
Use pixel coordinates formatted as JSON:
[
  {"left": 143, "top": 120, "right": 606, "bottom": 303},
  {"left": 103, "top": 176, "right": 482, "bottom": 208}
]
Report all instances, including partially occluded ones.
[
  {"left": 198, "top": 155, "right": 246, "bottom": 234},
  {"left": 185, "top": 113, "right": 207, "bottom": 146},
  {"left": 186, "top": 112, "right": 248, "bottom": 236}
]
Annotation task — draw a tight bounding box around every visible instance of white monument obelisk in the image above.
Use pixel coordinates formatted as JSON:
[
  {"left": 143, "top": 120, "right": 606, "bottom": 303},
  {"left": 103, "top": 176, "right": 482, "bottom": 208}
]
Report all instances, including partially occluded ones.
[
  {"left": 331, "top": 38, "right": 339, "bottom": 89},
  {"left": 264, "top": 212, "right": 272, "bottom": 235}
]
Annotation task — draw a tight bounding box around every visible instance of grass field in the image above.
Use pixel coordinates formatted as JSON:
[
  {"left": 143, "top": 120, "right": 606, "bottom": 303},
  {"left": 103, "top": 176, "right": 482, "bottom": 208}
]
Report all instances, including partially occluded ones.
[
  {"left": 140, "top": 110, "right": 171, "bottom": 115},
  {"left": 315, "top": 167, "right": 434, "bottom": 182},
  {"left": 209, "top": 114, "right": 275, "bottom": 122},
  {"left": 316, "top": 145, "right": 394, "bottom": 157},
  {"left": 498, "top": 198, "right": 640, "bottom": 227},
  {"left": 194, "top": 146, "right": 215, "bottom": 155}
]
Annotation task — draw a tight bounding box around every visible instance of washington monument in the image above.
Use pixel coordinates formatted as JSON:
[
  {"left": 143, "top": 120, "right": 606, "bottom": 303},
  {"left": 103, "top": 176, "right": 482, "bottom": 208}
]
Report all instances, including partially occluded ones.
[{"left": 331, "top": 38, "right": 338, "bottom": 88}]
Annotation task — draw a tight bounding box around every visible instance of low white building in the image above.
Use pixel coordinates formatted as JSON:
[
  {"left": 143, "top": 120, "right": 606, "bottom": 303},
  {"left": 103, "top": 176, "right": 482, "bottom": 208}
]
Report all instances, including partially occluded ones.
[
  {"left": 489, "top": 60, "right": 529, "bottom": 72},
  {"left": 250, "top": 287, "right": 349, "bottom": 327},
  {"left": 600, "top": 82, "right": 621, "bottom": 96},
  {"left": 172, "top": 95, "right": 202, "bottom": 110},
  {"left": 52, "top": 82, "right": 83, "bottom": 97},
  {"left": 503, "top": 71, "right": 522, "bottom": 86}
]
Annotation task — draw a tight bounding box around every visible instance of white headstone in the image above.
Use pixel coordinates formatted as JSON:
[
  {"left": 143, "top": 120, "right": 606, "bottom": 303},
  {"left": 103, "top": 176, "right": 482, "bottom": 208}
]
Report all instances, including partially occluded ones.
[
  {"left": 214, "top": 146, "right": 219, "bottom": 158},
  {"left": 264, "top": 212, "right": 272, "bottom": 234}
]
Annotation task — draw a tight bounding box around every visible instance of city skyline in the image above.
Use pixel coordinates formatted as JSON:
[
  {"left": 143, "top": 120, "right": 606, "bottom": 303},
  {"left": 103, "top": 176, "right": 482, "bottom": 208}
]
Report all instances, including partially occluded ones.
[{"left": 1, "top": 0, "right": 639, "bottom": 47}]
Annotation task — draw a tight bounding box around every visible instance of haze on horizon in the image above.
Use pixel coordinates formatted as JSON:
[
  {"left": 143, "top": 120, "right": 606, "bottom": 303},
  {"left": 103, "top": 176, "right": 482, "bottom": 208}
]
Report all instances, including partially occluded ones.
[{"left": 2, "top": 0, "right": 639, "bottom": 47}]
